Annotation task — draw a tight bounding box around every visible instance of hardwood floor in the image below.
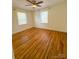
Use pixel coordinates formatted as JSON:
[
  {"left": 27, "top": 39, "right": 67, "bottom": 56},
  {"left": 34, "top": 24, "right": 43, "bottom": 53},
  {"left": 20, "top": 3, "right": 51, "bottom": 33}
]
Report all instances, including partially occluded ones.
[{"left": 12, "top": 27, "right": 67, "bottom": 59}]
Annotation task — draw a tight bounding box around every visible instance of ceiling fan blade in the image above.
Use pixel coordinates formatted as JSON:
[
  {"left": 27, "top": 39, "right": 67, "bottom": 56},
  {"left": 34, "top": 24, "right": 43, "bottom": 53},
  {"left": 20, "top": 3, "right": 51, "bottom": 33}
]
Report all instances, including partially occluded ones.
[
  {"left": 36, "top": 4, "right": 41, "bottom": 7},
  {"left": 25, "top": 5, "right": 32, "bottom": 6},
  {"left": 27, "top": 0, "right": 34, "bottom": 4},
  {"left": 36, "top": 1, "right": 43, "bottom": 4}
]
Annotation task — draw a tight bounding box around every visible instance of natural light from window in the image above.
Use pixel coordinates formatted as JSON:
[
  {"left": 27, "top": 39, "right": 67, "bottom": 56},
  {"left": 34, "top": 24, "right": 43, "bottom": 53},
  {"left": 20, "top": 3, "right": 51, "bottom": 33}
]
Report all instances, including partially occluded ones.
[
  {"left": 40, "top": 11, "right": 48, "bottom": 23},
  {"left": 17, "top": 12, "right": 27, "bottom": 25}
]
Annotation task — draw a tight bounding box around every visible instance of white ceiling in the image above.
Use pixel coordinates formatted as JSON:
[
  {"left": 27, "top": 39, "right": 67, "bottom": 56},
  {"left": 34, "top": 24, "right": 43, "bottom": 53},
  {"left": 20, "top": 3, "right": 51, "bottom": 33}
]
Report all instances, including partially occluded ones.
[{"left": 12, "top": 0, "right": 66, "bottom": 11}]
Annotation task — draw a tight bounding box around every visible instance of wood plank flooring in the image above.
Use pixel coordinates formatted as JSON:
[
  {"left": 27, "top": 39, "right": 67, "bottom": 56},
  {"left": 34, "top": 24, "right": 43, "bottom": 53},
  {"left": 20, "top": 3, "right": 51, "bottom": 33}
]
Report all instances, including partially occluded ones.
[{"left": 12, "top": 27, "right": 67, "bottom": 59}]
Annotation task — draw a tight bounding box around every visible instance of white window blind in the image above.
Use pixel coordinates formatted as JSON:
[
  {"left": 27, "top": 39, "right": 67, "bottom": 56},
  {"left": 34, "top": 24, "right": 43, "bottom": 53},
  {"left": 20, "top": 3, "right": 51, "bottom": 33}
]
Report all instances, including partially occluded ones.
[
  {"left": 40, "top": 11, "right": 48, "bottom": 23},
  {"left": 17, "top": 12, "right": 27, "bottom": 25}
]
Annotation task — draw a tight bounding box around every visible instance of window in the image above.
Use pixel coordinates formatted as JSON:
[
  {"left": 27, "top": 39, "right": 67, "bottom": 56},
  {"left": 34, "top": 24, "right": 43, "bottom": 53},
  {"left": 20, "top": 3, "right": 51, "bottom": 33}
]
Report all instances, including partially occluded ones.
[
  {"left": 40, "top": 11, "right": 48, "bottom": 23},
  {"left": 17, "top": 12, "right": 27, "bottom": 25}
]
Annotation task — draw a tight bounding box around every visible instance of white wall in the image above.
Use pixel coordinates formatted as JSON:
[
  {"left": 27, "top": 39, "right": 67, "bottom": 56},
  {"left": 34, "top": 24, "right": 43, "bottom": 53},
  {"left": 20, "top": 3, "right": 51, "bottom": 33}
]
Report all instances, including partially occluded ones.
[
  {"left": 12, "top": 8, "right": 35, "bottom": 34},
  {"left": 35, "top": 1, "right": 67, "bottom": 32}
]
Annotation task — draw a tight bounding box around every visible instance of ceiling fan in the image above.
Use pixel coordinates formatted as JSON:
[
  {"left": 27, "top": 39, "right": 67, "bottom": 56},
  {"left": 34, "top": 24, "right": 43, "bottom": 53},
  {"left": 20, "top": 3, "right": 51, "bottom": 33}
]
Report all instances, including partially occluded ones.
[{"left": 25, "top": 0, "right": 43, "bottom": 8}]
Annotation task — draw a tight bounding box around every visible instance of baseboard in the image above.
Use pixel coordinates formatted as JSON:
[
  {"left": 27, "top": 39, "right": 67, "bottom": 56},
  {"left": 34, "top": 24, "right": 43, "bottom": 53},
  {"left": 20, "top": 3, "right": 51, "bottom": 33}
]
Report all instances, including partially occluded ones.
[
  {"left": 12, "top": 27, "right": 34, "bottom": 35},
  {"left": 12, "top": 27, "right": 67, "bottom": 35},
  {"left": 35, "top": 27, "right": 67, "bottom": 33}
]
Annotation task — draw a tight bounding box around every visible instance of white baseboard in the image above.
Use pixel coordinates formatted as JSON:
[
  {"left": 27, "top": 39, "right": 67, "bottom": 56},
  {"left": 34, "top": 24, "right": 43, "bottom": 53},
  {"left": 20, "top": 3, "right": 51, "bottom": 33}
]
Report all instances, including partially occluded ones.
[
  {"left": 12, "top": 26, "right": 34, "bottom": 34},
  {"left": 12, "top": 26, "right": 67, "bottom": 35},
  {"left": 35, "top": 27, "right": 67, "bottom": 33}
]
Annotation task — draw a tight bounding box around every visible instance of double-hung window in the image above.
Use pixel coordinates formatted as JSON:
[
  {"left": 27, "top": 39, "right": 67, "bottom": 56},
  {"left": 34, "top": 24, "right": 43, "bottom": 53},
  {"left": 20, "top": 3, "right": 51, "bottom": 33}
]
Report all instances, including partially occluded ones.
[
  {"left": 40, "top": 11, "right": 48, "bottom": 23},
  {"left": 17, "top": 12, "right": 27, "bottom": 25}
]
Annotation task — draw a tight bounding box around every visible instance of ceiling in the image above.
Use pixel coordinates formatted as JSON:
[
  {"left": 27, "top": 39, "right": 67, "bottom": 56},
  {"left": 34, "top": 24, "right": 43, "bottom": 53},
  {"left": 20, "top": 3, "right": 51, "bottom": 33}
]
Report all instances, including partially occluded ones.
[{"left": 12, "top": 0, "right": 66, "bottom": 11}]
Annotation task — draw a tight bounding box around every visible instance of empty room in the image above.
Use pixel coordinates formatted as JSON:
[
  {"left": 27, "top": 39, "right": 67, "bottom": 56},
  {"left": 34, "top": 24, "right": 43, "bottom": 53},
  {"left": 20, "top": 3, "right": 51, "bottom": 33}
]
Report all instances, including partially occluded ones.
[{"left": 12, "top": 0, "right": 67, "bottom": 59}]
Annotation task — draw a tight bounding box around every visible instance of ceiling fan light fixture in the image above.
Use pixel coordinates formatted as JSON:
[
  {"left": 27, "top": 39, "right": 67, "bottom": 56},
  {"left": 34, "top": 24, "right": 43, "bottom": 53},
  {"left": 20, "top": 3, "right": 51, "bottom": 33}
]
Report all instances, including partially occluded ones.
[{"left": 32, "top": 5, "right": 37, "bottom": 8}]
